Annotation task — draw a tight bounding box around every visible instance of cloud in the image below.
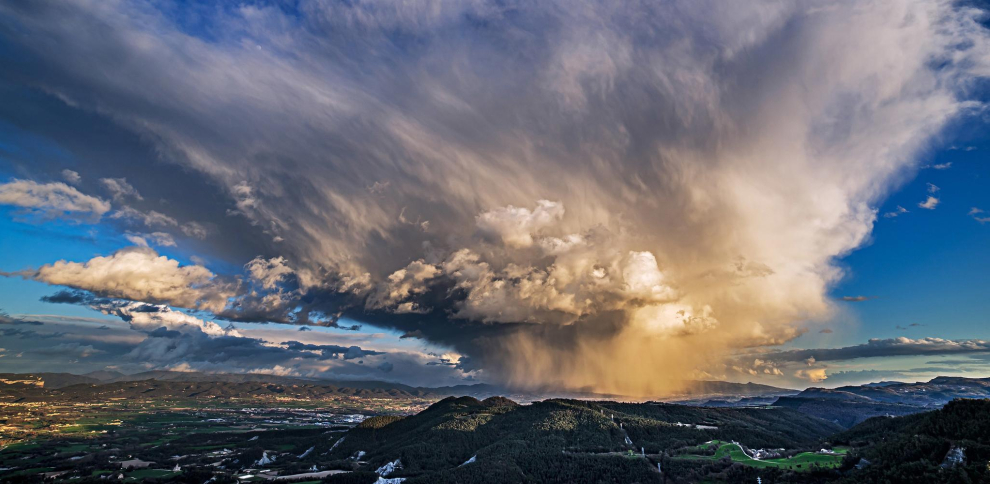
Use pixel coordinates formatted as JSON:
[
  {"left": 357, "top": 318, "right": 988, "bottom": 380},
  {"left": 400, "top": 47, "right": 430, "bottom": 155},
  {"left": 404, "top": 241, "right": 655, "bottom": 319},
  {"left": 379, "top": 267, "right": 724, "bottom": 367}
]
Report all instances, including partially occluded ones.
[
  {"left": 367, "top": 259, "right": 441, "bottom": 312},
  {"left": 180, "top": 221, "right": 209, "bottom": 239},
  {"left": 60, "top": 169, "right": 81, "bottom": 184},
  {"left": 732, "top": 358, "right": 784, "bottom": 376},
  {"left": 929, "top": 162, "right": 952, "bottom": 170},
  {"left": 756, "top": 337, "right": 990, "bottom": 364},
  {"left": 0, "top": 311, "right": 44, "bottom": 326},
  {"left": 819, "top": 328, "right": 833, "bottom": 334},
  {"left": 39, "top": 290, "right": 91, "bottom": 305},
  {"left": 475, "top": 200, "right": 565, "bottom": 248},
  {"left": 125, "top": 232, "right": 177, "bottom": 248},
  {"left": 824, "top": 369, "right": 906, "bottom": 385},
  {"left": 918, "top": 196, "right": 940, "bottom": 210},
  {"left": 282, "top": 341, "right": 384, "bottom": 361},
  {"left": 16, "top": 247, "right": 233, "bottom": 311},
  {"left": 970, "top": 207, "right": 990, "bottom": 224},
  {"left": 245, "top": 256, "right": 294, "bottom": 291},
  {"left": 109, "top": 206, "right": 178, "bottom": 227},
  {"left": 34, "top": 342, "right": 101, "bottom": 358},
  {"left": 2, "top": 0, "right": 989, "bottom": 395},
  {"left": 916, "top": 183, "right": 941, "bottom": 209},
  {"left": 795, "top": 368, "right": 828, "bottom": 383},
  {"left": 0, "top": 326, "right": 66, "bottom": 339},
  {"left": 0, "top": 179, "right": 110, "bottom": 221},
  {"left": 99, "top": 177, "right": 142, "bottom": 201},
  {"left": 400, "top": 329, "right": 425, "bottom": 339},
  {"left": 841, "top": 295, "right": 875, "bottom": 302},
  {"left": 0, "top": 304, "right": 486, "bottom": 382},
  {"left": 882, "top": 206, "right": 908, "bottom": 218},
  {"left": 93, "top": 300, "right": 237, "bottom": 337}
]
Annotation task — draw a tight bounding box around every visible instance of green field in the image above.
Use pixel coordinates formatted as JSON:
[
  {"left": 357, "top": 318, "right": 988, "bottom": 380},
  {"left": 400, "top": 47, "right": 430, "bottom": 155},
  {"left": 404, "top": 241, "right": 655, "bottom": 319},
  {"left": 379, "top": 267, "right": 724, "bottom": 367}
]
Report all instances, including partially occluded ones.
[{"left": 674, "top": 440, "right": 845, "bottom": 471}]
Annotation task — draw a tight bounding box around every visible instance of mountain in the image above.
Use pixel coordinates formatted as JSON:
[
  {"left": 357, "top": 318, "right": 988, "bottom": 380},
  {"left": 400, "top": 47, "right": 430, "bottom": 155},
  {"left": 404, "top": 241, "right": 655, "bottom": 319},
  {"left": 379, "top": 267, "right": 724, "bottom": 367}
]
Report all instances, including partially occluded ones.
[
  {"left": 830, "top": 399, "right": 990, "bottom": 482},
  {"left": 0, "top": 372, "right": 99, "bottom": 389},
  {"left": 772, "top": 395, "right": 922, "bottom": 428},
  {"left": 0, "top": 370, "right": 800, "bottom": 403},
  {"left": 324, "top": 397, "right": 842, "bottom": 484},
  {"left": 697, "top": 396, "right": 782, "bottom": 407},
  {"left": 825, "top": 376, "right": 990, "bottom": 406},
  {"left": 32, "top": 379, "right": 447, "bottom": 402},
  {"left": 680, "top": 380, "right": 797, "bottom": 398},
  {"left": 771, "top": 376, "right": 990, "bottom": 427},
  {"left": 82, "top": 369, "right": 126, "bottom": 381},
  {"left": 862, "top": 381, "right": 904, "bottom": 388}
]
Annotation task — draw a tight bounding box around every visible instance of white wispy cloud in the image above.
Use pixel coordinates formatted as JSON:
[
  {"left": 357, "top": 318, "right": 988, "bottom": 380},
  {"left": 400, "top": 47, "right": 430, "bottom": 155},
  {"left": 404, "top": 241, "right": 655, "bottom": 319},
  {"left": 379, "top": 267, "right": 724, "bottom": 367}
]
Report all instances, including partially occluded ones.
[
  {"left": 60, "top": 169, "right": 81, "bottom": 184},
  {"left": 0, "top": 179, "right": 110, "bottom": 221},
  {"left": 110, "top": 206, "right": 178, "bottom": 227},
  {"left": 883, "top": 206, "right": 909, "bottom": 218},
  {"left": 970, "top": 207, "right": 990, "bottom": 224},
  {"left": 99, "top": 177, "right": 142, "bottom": 201}
]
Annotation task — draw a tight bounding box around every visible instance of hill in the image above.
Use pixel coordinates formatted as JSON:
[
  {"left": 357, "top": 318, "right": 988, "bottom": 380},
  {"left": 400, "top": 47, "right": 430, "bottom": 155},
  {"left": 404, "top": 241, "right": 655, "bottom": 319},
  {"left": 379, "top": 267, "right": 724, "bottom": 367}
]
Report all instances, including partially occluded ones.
[
  {"left": 771, "top": 376, "right": 990, "bottom": 427},
  {"left": 324, "top": 396, "right": 842, "bottom": 483},
  {"left": 830, "top": 399, "right": 990, "bottom": 483},
  {"left": 0, "top": 372, "right": 99, "bottom": 389},
  {"left": 0, "top": 371, "right": 488, "bottom": 400},
  {"left": 794, "top": 376, "right": 990, "bottom": 406},
  {"left": 679, "top": 381, "right": 796, "bottom": 398},
  {"left": 0, "top": 371, "right": 800, "bottom": 403},
  {"left": 34, "top": 379, "right": 444, "bottom": 402},
  {"left": 772, "top": 396, "right": 922, "bottom": 428}
]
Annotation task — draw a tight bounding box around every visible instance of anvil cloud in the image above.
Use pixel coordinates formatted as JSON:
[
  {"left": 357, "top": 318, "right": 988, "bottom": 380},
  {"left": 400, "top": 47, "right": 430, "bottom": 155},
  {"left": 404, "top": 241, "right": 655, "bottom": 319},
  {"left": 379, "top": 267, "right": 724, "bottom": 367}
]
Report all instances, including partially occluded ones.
[{"left": 1, "top": 0, "right": 989, "bottom": 395}]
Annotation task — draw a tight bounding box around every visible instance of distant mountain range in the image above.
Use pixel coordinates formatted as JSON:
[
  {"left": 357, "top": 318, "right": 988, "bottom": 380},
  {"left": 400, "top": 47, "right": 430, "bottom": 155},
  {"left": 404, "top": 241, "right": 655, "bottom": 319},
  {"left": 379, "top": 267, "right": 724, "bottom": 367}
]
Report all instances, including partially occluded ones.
[
  {"left": 0, "top": 371, "right": 503, "bottom": 402},
  {"left": 3, "top": 371, "right": 988, "bottom": 425},
  {"left": 772, "top": 376, "right": 990, "bottom": 427},
  {"left": 0, "top": 371, "right": 798, "bottom": 403}
]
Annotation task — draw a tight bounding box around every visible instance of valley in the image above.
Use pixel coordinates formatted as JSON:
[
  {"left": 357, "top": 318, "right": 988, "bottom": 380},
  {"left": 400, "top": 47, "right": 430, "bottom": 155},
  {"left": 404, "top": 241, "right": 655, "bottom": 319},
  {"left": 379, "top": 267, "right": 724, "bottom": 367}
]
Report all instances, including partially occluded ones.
[{"left": 1, "top": 373, "right": 988, "bottom": 483}]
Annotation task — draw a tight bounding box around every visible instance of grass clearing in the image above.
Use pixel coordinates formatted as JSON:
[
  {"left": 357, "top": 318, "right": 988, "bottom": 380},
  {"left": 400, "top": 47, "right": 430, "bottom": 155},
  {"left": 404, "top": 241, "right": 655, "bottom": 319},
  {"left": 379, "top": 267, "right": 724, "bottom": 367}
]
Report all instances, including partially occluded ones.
[{"left": 673, "top": 441, "right": 844, "bottom": 471}]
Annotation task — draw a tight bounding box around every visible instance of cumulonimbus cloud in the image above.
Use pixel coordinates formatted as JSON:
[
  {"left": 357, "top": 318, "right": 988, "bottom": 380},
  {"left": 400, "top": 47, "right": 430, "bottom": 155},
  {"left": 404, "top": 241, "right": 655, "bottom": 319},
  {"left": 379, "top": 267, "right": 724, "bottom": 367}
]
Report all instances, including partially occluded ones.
[{"left": 2, "top": 0, "right": 989, "bottom": 395}]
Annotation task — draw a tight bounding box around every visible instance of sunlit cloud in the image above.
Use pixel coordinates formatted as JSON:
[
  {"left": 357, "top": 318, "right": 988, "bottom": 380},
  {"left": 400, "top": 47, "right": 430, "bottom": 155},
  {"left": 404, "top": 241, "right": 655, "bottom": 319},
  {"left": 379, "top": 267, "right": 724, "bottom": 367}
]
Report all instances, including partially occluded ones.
[{"left": 1, "top": 0, "right": 989, "bottom": 395}]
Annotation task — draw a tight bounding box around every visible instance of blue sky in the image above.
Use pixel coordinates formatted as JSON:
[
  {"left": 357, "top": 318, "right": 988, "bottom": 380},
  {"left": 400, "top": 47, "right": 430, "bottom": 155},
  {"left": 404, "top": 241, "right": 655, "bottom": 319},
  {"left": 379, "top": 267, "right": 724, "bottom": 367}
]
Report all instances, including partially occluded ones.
[
  {"left": 828, "top": 136, "right": 990, "bottom": 343},
  {"left": 1, "top": 0, "right": 989, "bottom": 393}
]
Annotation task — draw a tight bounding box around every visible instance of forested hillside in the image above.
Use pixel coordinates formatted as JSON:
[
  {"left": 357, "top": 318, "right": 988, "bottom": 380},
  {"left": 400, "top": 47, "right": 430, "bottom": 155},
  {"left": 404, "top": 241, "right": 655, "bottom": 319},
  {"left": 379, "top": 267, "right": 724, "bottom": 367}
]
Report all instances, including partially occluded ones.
[
  {"left": 830, "top": 399, "right": 990, "bottom": 483},
  {"left": 324, "top": 396, "right": 842, "bottom": 483}
]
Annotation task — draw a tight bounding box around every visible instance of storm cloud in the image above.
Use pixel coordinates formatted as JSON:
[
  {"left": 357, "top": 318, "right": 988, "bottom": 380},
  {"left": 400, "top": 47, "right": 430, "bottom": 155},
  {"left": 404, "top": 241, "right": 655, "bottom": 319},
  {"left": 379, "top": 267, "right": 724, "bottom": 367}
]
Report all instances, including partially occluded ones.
[{"left": 2, "top": 0, "right": 990, "bottom": 395}]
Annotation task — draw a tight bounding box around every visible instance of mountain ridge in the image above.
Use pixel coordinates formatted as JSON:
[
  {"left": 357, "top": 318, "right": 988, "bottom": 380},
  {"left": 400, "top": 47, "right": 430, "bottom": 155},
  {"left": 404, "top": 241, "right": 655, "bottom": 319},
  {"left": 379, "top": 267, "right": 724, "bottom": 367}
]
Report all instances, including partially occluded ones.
[
  {"left": 0, "top": 371, "right": 796, "bottom": 401},
  {"left": 772, "top": 376, "right": 990, "bottom": 427}
]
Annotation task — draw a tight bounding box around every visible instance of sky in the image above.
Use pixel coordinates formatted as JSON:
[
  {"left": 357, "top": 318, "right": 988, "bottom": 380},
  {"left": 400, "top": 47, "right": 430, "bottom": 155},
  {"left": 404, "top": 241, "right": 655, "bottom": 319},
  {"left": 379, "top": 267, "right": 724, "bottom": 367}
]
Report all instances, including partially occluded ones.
[{"left": 0, "top": 0, "right": 989, "bottom": 394}]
